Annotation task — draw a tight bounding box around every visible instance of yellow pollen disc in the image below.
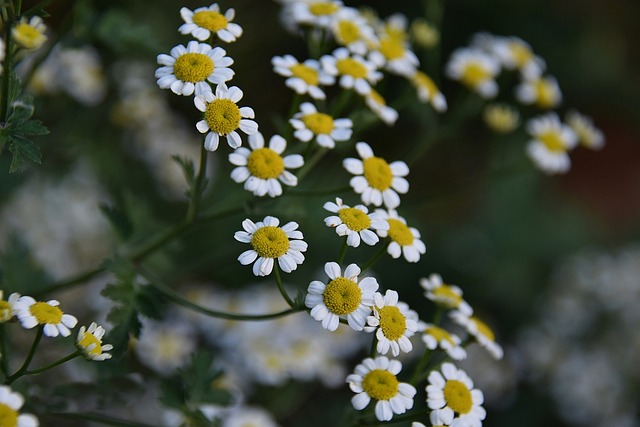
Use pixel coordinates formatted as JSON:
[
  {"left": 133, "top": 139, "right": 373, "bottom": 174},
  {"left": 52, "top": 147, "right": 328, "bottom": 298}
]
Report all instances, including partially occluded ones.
[
  {"left": 425, "top": 325, "right": 455, "bottom": 346},
  {"left": 192, "top": 10, "right": 228, "bottom": 32},
  {"left": 383, "top": 24, "right": 407, "bottom": 43},
  {"left": 432, "top": 286, "right": 463, "bottom": 308},
  {"left": 413, "top": 71, "right": 438, "bottom": 95},
  {"left": 290, "top": 63, "right": 319, "bottom": 86},
  {"left": 247, "top": 148, "right": 285, "bottom": 179},
  {"left": 471, "top": 316, "right": 495, "bottom": 341},
  {"left": 336, "top": 58, "right": 368, "bottom": 79},
  {"left": 174, "top": 52, "right": 214, "bottom": 83},
  {"left": 309, "top": 2, "right": 339, "bottom": 16},
  {"left": 205, "top": 99, "right": 241, "bottom": 136},
  {"left": 323, "top": 277, "right": 362, "bottom": 315},
  {"left": 0, "top": 403, "right": 19, "bottom": 426},
  {"left": 539, "top": 130, "right": 565, "bottom": 152},
  {"left": 369, "top": 89, "right": 386, "bottom": 106},
  {"left": 337, "top": 20, "right": 361, "bottom": 44},
  {"left": 378, "top": 305, "right": 407, "bottom": 341},
  {"left": 386, "top": 219, "right": 414, "bottom": 246},
  {"left": 362, "top": 369, "right": 399, "bottom": 401},
  {"left": 0, "top": 301, "right": 11, "bottom": 322},
  {"left": 30, "top": 302, "right": 63, "bottom": 324},
  {"left": 250, "top": 226, "right": 290, "bottom": 258},
  {"left": 79, "top": 333, "right": 103, "bottom": 356},
  {"left": 379, "top": 37, "right": 406, "bottom": 60},
  {"left": 13, "top": 23, "right": 46, "bottom": 49},
  {"left": 461, "top": 63, "right": 491, "bottom": 87},
  {"left": 338, "top": 207, "right": 371, "bottom": 232},
  {"left": 302, "top": 112, "right": 334, "bottom": 135},
  {"left": 535, "top": 80, "right": 557, "bottom": 108},
  {"left": 362, "top": 156, "right": 392, "bottom": 191},
  {"left": 444, "top": 379, "right": 473, "bottom": 414},
  {"left": 510, "top": 42, "right": 533, "bottom": 68}
]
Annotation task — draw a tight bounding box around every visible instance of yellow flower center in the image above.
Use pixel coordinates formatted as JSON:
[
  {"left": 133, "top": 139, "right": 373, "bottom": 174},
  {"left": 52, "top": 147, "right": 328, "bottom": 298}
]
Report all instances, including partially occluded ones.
[
  {"left": 309, "top": 2, "right": 339, "bottom": 16},
  {"left": 461, "top": 62, "right": 491, "bottom": 87},
  {"left": 362, "top": 156, "right": 392, "bottom": 191},
  {"left": 247, "top": 148, "right": 285, "bottom": 180},
  {"left": 13, "top": 22, "right": 46, "bottom": 50},
  {"left": 192, "top": 10, "right": 228, "bottom": 32},
  {"left": 483, "top": 105, "right": 519, "bottom": 133},
  {"left": 290, "top": 63, "right": 319, "bottom": 86},
  {"left": 412, "top": 71, "right": 438, "bottom": 96},
  {"left": 383, "top": 24, "right": 407, "bottom": 43},
  {"left": 379, "top": 37, "right": 406, "bottom": 60},
  {"left": 425, "top": 325, "right": 455, "bottom": 346},
  {"left": 539, "top": 130, "right": 565, "bottom": 152},
  {"left": 431, "top": 285, "right": 463, "bottom": 308},
  {"left": 78, "top": 332, "right": 103, "bottom": 356},
  {"left": 534, "top": 79, "right": 557, "bottom": 108},
  {"left": 338, "top": 207, "right": 371, "bottom": 232},
  {"left": 30, "top": 301, "right": 63, "bottom": 324},
  {"left": 336, "top": 58, "right": 368, "bottom": 79},
  {"left": 323, "top": 277, "right": 362, "bottom": 315},
  {"left": 510, "top": 42, "right": 533, "bottom": 68},
  {"left": 444, "top": 379, "right": 473, "bottom": 414},
  {"left": 387, "top": 219, "right": 414, "bottom": 246},
  {"left": 378, "top": 305, "right": 407, "bottom": 341},
  {"left": 250, "top": 226, "right": 290, "bottom": 258},
  {"left": 336, "top": 20, "right": 361, "bottom": 44},
  {"left": 302, "top": 112, "right": 334, "bottom": 135},
  {"left": 173, "top": 53, "right": 214, "bottom": 84},
  {"left": 0, "top": 403, "right": 18, "bottom": 427},
  {"left": 471, "top": 316, "right": 495, "bottom": 341},
  {"left": 0, "top": 301, "right": 11, "bottom": 322},
  {"left": 362, "top": 369, "right": 399, "bottom": 401},
  {"left": 205, "top": 99, "right": 241, "bottom": 136}
]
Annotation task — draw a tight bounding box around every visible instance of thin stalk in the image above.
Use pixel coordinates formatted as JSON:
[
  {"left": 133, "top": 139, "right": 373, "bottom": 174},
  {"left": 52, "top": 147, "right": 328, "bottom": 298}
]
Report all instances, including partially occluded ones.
[
  {"left": 51, "top": 412, "right": 157, "bottom": 427},
  {"left": 185, "top": 143, "right": 208, "bottom": 223},
  {"left": 296, "top": 146, "right": 328, "bottom": 182},
  {"left": 0, "top": 324, "right": 9, "bottom": 378},
  {"left": 0, "top": 7, "right": 14, "bottom": 123},
  {"left": 409, "top": 348, "right": 432, "bottom": 385},
  {"left": 360, "top": 241, "right": 390, "bottom": 273},
  {"left": 7, "top": 326, "right": 43, "bottom": 384},
  {"left": 337, "top": 239, "right": 348, "bottom": 264},
  {"left": 274, "top": 263, "right": 296, "bottom": 308},
  {"left": 22, "top": 350, "right": 81, "bottom": 376}
]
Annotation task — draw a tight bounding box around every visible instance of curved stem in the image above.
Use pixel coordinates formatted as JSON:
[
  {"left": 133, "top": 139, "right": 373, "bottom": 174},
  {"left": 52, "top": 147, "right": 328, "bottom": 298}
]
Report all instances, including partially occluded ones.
[
  {"left": 186, "top": 143, "right": 209, "bottom": 223},
  {"left": 23, "top": 350, "right": 81, "bottom": 376},
  {"left": 51, "top": 412, "right": 157, "bottom": 427},
  {"left": 296, "top": 146, "right": 328, "bottom": 182},
  {"left": 7, "top": 326, "right": 43, "bottom": 384},
  {"left": 360, "top": 241, "right": 390, "bottom": 273},
  {"left": 0, "top": 325, "right": 9, "bottom": 379},
  {"left": 409, "top": 348, "right": 433, "bottom": 385},
  {"left": 337, "top": 240, "right": 348, "bottom": 265},
  {"left": 0, "top": 6, "right": 14, "bottom": 123},
  {"left": 274, "top": 263, "right": 296, "bottom": 308}
]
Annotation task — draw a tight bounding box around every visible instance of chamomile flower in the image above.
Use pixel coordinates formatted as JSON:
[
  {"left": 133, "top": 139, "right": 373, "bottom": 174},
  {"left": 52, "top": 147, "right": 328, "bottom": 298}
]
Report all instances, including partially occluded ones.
[
  {"left": 482, "top": 103, "right": 520, "bottom": 134},
  {"left": 290, "top": 102, "right": 352, "bottom": 148},
  {"left": 155, "top": 41, "right": 234, "bottom": 96},
  {"left": 323, "top": 197, "right": 389, "bottom": 247},
  {"left": 179, "top": 4, "right": 243, "bottom": 43},
  {"left": 446, "top": 48, "right": 500, "bottom": 99},
  {"left": 525, "top": 112, "right": 578, "bottom": 174},
  {"left": 419, "top": 273, "right": 473, "bottom": 315},
  {"left": 492, "top": 35, "right": 545, "bottom": 79},
  {"left": 427, "top": 362, "right": 486, "bottom": 426},
  {"left": 364, "top": 89, "right": 399, "bottom": 125},
  {"left": 450, "top": 311, "right": 504, "bottom": 360},
  {"left": 411, "top": 19, "right": 440, "bottom": 49},
  {"left": 343, "top": 142, "right": 409, "bottom": 209},
  {"left": 369, "top": 35, "right": 420, "bottom": 77},
  {"left": 321, "top": 47, "right": 382, "bottom": 95},
  {"left": 375, "top": 209, "right": 426, "bottom": 263},
  {"left": 515, "top": 75, "right": 562, "bottom": 109},
  {"left": 0, "top": 292, "right": 19, "bottom": 323},
  {"left": 305, "top": 262, "right": 378, "bottom": 331},
  {"left": 347, "top": 356, "right": 416, "bottom": 421},
  {"left": 365, "top": 290, "right": 419, "bottom": 357},
  {"left": 289, "top": 0, "right": 343, "bottom": 28},
  {"left": 412, "top": 411, "right": 449, "bottom": 427},
  {"left": 235, "top": 216, "right": 308, "bottom": 276},
  {"left": 565, "top": 110, "right": 605, "bottom": 150},
  {"left": 76, "top": 322, "right": 113, "bottom": 361},
  {"left": 377, "top": 13, "right": 410, "bottom": 44},
  {"left": 12, "top": 16, "right": 47, "bottom": 50},
  {"left": 410, "top": 71, "right": 447, "bottom": 112},
  {"left": 420, "top": 322, "right": 467, "bottom": 361},
  {"left": 271, "top": 55, "right": 334, "bottom": 100},
  {"left": 13, "top": 296, "right": 78, "bottom": 337},
  {"left": 229, "top": 132, "right": 303, "bottom": 197},
  {"left": 0, "top": 385, "right": 39, "bottom": 427},
  {"left": 195, "top": 83, "right": 258, "bottom": 151},
  {"left": 331, "top": 7, "right": 378, "bottom": 56}
]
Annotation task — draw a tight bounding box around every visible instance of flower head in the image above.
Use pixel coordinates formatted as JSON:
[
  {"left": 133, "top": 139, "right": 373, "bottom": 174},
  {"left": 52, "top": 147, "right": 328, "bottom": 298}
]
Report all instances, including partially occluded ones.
[
  {"left": 420, "top": 322, "right": 467, "bottom": 361},
  {"left": 330, "top": 7, "right": 378, "bottom": 56},
  {"left": 290, "top": 102, "right": 352, "bottom": 148},
  {"left": 305, "top": 262, "right": 378, "bottom": 331},
  {"left": 155, "top": 41, "right": 234, "bottom": 96},
  {"left": 0, "top": 385, "right": 39, "bottom": 427},
  {"left": 321, "top": 48, "right": 382, "bottom": 95},
  {"left": 375, "top": 209, "right": 426, "bottom": 263},
  {"left": 13, "top": 296, "right": 77, "bottom": 337},
  {"left": 347, "top": 356, "right": 416, "bottom": 421},
  {"left": 365, "top": 290, "right": 419, "bottom": 356},
  {"left": 446, "top": 48, "right": 500, "bottom": 99},
  {"left": 235, "top": 216, "right": 308, "bottom": 276},
  {"left": 229, "top": 132, "right": 303, "bottom": 197},
  {"left": 364, "top": 89, "right": 399, "bottom": 125},
  {"left": 12, "top": 16, "right": 47, "bottom": 50},
  {"left": 323, "top": 197, "right": 389, "bottom": 247},
  {"left": 483, "top": 103, "right": 520, "bottom": 134},
  {"left": 525, "top": 112, "right": 578, "bottom": 174},
  {"left": 420, "top": 273, "right": 473, "bottom": 315},
  {"left": 410, "top": 71, "right": 447, "bottom": 112},
  {"left": 565, "top": 110, "right": 605, "bottom": 150},
  {"left": 289, "top": 0, "right": 343, "bottom": 29},
  {"left": 450, "top": 311, "right": 504, "bottom": 360},
  {"left": 516, "top": 75, "right": 562, "bottom": 109},
  {"left": 76, "top": 322, "right": 113, "bottom": 361},
  {"left": 0, "top": 292, "right": 20, "bottom": 323},
  {"left": 491, "top": 35, "right": 545, "bottom": 79},
  {"left": 272, "top": 55, "right": 335, "bottom": 100},
  {"left": 179, "top": 4, "right": 243, "bottom": 43},
  {"left": 195, "top": 83, "right": 258, "bottom": 151},
  {"left": 369, "top": 35, "right": 420, "bottom": 77}
]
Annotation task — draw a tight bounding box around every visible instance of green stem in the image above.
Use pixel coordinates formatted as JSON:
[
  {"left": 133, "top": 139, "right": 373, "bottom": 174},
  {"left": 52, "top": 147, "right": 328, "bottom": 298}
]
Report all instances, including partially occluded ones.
[
  {"left": 274, "top": 263, "right": 296, "bottom": 308},
  {"left": 6, "top": 325, "right": 43, "bottom": 384},
  {"left": 409, "top": 348, "right": 433, "bottom": 385},
  {"left": 186, "top": 143, "right": 208, "bottom": 222},
  {"left": 51, "top": 412, "right": 157, "bottom": 427},
  {"left": 337, "top": 239, "right": 348, "bottom": 264},
  {"left": 22, "top": 0, "right": 55, "bottom": 17},
  {"left": 0, "top": 324, "right": 9, "bottom": 379},
  {"left": 0, "top": 6, "right": 14, "bottom": 123},
  {"left": 360, "top": 241, "right": 390, "bottom": 273},
  {"left": 297, "top": 146, "right": 328, "bottom": 182},
  {"left": 23, "top": 350, "right": 81, "bottom": 376}
]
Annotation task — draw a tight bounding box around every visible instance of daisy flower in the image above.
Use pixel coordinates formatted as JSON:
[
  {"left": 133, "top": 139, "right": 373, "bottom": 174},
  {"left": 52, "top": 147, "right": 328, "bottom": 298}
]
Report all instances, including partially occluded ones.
[
  {"left": 450, "top": 311, "right": 504, "bottom": 360},
  {"left": 420, "top": 322, "right": 467, "bottom": 361},
  {"left": 410, "top": 70, "right": 447, "bottom": 112},
  {"left": 229, "top": 132, "right": 304, "bottom": 197},
  {"left": 445, "top": 48, "right": 500, "bottom": 99},
  {"left": 364, "top": 89, "right": 399, "bottom": 125},
  {"left": 13, "top": 296, "right": 78, "bottom": 337},
  {"left": 343, "top": 142, "right": 409, "bottom": 209},
  {"left": 565, "top": 110, "right": 605, "bottom": 150},
  {"left": 0, "top": 385, "right": 39, "bottom": 427},
  {"left": 482, "top": 103, "right": 520, "bottom": 134},
  {"left": 375, "top": 209, "right": 426, "bottom": 263},
  {"left": 76, "top": 322, "right": 113, "bottom": 361},
  {"left": 195, "top": 83, "right": 258, "bottom": 151},
  {"left": 321, "top": 47, "right": 382, "bottom": 95},
  {"left": 271, "top": 55, "right": 334, "bottom": 100},
  {"left": 369, "top": 35, "right": 420, "bottom": 77},
  {"left": 305, "top": 262, "right": 378, "bottom": 331},
  {"left": 155, "top": 41, "right": 234, "bottom": 96},
  {"left": 427, "top": 362, "right": 486, "bottom": 426},
  {"left": 412, "top": 409, "right": 450, "bottom": 427},
  {"left": 12, "top": 16, "right": 47, "bottom": 50},
  {"left": 289, "top": 102, "right": 352, "bottom": 148},
  {"left": 347, "top": 356, "right": 416, "bottom": 421},
  {"left": 515, "top": 75, "right": 562, "bottom": 109},
  {"left": 377, "top": 13, "right": 410, "bottom": 44},
  {"left": 419, "top": 273, "right": 473, "bottom": 315},
  {"left": 289, "top": 0, "right": 343, "bottom": 28},
  {"left": 323, "top": 197, "right": 389, "bottom": 247},
  {"left": 410, "top": 18, "right": 440, "bottom": 49},
  {"left": 330, "top": 7, "right": 378, "bottom": 56},
  {"left": 491, "top": 35, "right": 545, "bottom": 79},
  {"left": 235, "top": 216, "right": 308, "bottom": 276},
  {"left": 179, "top": 4, "right": 243, "bottom": 43},
  {"left": 365, "top": 290, "right": 419, "bottom": 357},
  {"left": 525, "top": 112, "right": 578, "bottom": 174},
  {"left": 0, "top": 291, "right": 20, "bottom": 323}
]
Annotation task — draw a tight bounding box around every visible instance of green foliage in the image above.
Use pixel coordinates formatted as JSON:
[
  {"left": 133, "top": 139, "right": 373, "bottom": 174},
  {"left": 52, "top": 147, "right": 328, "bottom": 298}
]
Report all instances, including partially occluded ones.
[
  {"left": 0, "top": 233, "right": 50, "bottom": 295},
  {"left": 100, "top": 204, "right": 135, "bottom": 241}
]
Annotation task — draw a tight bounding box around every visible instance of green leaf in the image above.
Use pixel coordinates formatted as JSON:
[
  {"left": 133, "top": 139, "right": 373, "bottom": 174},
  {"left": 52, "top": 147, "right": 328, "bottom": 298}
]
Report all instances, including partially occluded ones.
[
  {"left": 8, "top": 137, "right": 42, "bottom": 173},
  {"left": 100, "top": 204, "right": 134, "bottom": 240}
]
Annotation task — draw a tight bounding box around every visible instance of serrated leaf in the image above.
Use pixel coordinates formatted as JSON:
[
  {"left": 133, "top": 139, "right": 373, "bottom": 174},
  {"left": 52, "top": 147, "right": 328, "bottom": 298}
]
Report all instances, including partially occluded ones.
[
  {"left": 19, "top": 119, "right": 49, "bottom": 136},
  {"left": 8, "top": 137, "right": 42, "bottom": 173},
  {"left": 172, "top": 155, "right": 196, "bottom": 187}
]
